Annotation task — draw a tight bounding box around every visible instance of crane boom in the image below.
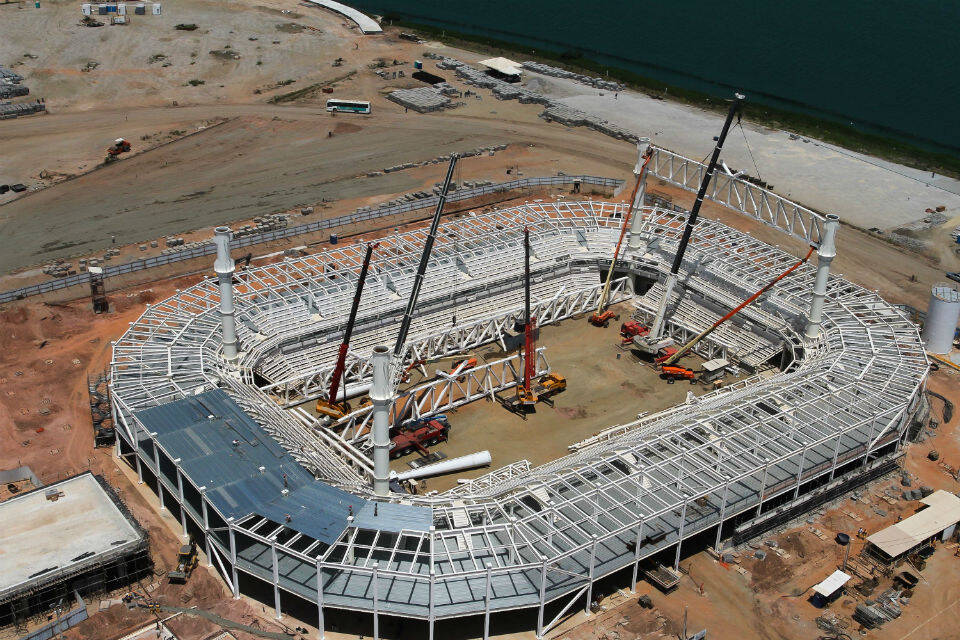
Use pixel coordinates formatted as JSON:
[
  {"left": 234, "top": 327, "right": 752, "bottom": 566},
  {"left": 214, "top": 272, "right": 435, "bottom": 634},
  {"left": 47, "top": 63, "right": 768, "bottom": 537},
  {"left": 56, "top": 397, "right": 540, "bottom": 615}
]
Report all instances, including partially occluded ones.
[
  {"left": 592, "top": 146, "right": 653, "bottom": 321},
  {"left": 522, "top": 227, "right": 536, "bottom": 397},
  {"left": 663, "top": 246, "right": 814, "bottom": 365},
  {"left": 326, "top": 242, "right": 377, "bottom": 405},
  {"left": 645, "top": 93, "right": 744, "bottom": 346},
  {"left": 392, "top": 154, "right": 459, "bottom": 360}
]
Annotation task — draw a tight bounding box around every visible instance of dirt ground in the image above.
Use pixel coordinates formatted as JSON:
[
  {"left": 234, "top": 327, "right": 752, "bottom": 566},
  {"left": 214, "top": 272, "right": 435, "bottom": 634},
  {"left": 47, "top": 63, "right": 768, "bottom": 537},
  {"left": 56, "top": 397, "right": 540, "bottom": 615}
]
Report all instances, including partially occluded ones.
[{"left": 394, "top": 304, "right": 718, "bottom": 493}]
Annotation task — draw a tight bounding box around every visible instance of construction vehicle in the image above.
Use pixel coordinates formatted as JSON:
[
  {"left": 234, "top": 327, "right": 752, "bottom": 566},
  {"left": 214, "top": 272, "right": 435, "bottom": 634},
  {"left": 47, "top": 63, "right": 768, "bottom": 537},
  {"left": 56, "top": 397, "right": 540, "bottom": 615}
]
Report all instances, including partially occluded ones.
[
  {"left": 589, "top": 144, "right": 652, "bottom": 327},
  {"left": 660, "top": 246, "right": 814, "bottom": 366},
  {"left": 167, "top": 541, "right": 198, "bottom": 583},
  {"left": 590, "top": 310, "right": 619, "bottom": 328},
  {"left": 390, "top": 418, "right": 450, "bottom": 459},
  {"left": 532, "top": 373, "right": 566, "bottom": 406},
  {"left": 620, "top": 321, "right": 649, "bottom": 344},
  {"left": 660, "top": 365, "right": 696, "bottom": 384},
  {"left": 317, "top": 242, "right": 377, "bottom": 420},
  {"left": 635, "top": 94, "right": 744, "bottom": 354},
  {"left": 501, "top": 227, "right": 552, "bottom": 413},
  {"left": 105, "top": 138, "right": 131, "bottom": 163},
  {"left": 653, "top": 346, "right": 678, "bottom": 366}
]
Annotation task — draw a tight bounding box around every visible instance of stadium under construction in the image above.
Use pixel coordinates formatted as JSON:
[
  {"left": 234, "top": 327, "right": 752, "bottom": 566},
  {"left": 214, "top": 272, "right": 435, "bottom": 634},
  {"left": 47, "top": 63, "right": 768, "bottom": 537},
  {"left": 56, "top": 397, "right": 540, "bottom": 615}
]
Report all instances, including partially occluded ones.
[{"left": 107, "top": 123, "right": 928, "bottom": 639}]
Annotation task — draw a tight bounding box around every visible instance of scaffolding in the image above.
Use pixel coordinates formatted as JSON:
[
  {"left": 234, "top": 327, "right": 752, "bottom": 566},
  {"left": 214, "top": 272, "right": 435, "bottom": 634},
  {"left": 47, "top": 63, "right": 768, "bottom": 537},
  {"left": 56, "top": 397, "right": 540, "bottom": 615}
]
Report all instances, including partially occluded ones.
[{"left": 108, "top": 199, "right": 927, "bottom": 638}]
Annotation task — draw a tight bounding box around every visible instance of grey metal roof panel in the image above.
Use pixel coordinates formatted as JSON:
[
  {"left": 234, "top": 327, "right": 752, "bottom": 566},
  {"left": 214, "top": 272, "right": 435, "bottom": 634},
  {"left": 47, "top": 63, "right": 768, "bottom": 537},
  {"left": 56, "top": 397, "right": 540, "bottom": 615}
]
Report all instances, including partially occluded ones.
[{"left": 135, "top": 389, "right": 432, "bottom": 545}]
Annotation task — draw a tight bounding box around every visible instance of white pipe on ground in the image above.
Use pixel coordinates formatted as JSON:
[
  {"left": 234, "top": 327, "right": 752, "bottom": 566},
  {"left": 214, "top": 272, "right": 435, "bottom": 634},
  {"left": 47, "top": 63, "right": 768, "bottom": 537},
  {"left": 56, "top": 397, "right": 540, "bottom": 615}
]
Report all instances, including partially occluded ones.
[
  {"left": 369, "top": 345, "right": 393, "bottom": 497},
  {"left": 333, "top": 381, "right": 372, "bottom": 403},
  {"left": 213, "top": 227, "right": 238, "bottom": 362},
  {"left": 804, "top": 214, "right": 840, "bottom": 340},
  {"left": 393, "top": 450, "right": 492, "bottom": 482}
]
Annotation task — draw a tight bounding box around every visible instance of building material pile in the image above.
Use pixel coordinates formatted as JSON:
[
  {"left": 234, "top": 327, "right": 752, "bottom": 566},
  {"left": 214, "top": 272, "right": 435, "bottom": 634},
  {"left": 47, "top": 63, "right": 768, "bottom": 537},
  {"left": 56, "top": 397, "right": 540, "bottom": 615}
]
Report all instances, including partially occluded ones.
[
  {"left": 387, "top": 86, "right": 453, "bottom": 113},
  {"left": 0, "top": 100, "right": 44, "bottom": 119},
  {"left": 521, "top": 61, "right": 624, "bottom": 92},
  {"left": 423, "top": 54, "right": 639, "bottom": 143}
]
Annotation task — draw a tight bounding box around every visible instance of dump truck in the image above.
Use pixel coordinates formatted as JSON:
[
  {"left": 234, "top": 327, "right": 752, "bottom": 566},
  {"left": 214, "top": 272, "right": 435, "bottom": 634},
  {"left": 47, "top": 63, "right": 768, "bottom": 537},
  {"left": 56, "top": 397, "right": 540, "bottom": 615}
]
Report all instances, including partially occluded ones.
[{"left": 167, "top": 541, "right": 198, "bottom": 583}]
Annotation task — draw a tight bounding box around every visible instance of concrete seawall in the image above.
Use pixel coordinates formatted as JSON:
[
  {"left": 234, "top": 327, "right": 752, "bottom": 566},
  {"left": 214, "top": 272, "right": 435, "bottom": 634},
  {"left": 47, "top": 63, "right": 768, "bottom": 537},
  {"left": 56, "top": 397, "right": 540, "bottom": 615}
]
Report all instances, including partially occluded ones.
[{"left": 303, "top": 0, "right": 382, "bottom": 34}]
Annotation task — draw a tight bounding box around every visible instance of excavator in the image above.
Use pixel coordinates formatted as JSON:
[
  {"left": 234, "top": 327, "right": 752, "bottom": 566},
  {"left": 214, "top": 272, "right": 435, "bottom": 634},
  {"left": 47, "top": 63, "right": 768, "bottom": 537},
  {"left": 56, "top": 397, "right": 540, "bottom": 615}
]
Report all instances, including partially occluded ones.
[
  {"left": 316, "top": 242, "right": 377, "bottom": 420},
  {"left": 104, "top": 138, "right": 131, "bottom": 163}
]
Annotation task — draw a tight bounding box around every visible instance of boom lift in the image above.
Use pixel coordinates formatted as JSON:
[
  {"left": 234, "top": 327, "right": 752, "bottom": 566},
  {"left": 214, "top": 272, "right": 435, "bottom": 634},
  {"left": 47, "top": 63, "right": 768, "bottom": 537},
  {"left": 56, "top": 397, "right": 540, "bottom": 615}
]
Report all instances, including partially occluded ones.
[
  {"left": 634, "top": 93, "right": 745, "bottom": 354},
  {"left": 317, "top": 242, "right": 377, "bottom": 419},
  {"left": 661, "top": 245, "right": 814, "bottom": 366}
]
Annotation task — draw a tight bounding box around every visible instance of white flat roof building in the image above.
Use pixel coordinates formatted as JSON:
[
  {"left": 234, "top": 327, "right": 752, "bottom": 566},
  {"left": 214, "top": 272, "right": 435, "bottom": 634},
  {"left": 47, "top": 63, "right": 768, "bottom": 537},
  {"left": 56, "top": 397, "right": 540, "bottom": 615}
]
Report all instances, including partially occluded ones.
[
  {"left": 478, "top": 57, "right": 523, "bottom": 77},
  {"left": 867, "top": 490, "right": 960, "bottom": 558},
  {"left": 0, "top": 473, "right": 144, "bottom": 602}
]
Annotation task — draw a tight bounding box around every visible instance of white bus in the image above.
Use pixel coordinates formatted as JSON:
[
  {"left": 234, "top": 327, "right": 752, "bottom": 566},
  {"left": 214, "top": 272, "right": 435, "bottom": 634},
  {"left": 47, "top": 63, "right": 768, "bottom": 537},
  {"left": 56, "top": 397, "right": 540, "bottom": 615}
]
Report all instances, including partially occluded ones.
[{"left": 325, "top": 99, "right": 371, "bottom": 114}]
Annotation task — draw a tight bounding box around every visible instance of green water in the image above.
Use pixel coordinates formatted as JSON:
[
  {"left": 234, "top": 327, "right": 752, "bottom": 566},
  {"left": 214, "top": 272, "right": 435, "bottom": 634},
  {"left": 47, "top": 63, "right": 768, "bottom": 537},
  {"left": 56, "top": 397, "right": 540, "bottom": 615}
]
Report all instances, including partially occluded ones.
[{"left": 350, "top": 0, "right": 960, "bottom": 157}]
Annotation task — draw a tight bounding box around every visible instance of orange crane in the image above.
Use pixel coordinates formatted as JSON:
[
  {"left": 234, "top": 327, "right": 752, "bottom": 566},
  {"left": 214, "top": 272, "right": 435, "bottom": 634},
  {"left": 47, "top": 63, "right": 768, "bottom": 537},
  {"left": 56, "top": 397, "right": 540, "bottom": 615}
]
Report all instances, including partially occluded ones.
[
  {"left": 316, "top": 242, "right": 377, "bottom": 419},
  {"left": 589, "top": 145, "right": 653, "bottom": 327},
  {"left": 662, "top": 246, "right": 815, "bottom": 366}
]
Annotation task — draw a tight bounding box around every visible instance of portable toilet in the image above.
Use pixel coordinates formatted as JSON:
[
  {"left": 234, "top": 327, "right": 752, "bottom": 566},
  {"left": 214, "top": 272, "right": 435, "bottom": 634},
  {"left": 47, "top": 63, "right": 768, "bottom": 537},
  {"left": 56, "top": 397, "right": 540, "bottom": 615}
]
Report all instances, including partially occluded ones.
[
  {"left": 82, "top": 3, "right": 91, "bottom": 14},
  {"left": 414, "top": 60, "right": 423, "bottom": 70}
]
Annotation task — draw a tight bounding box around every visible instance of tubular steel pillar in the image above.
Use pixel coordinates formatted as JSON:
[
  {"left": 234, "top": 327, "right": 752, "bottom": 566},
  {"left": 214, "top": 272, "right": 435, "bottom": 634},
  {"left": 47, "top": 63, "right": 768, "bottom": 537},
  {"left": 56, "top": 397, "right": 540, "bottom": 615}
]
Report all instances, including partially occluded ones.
[
  {"left": 228, "top": 525, "right": 240, "bottom": 599},
  {"left": 584, "top": 535, "right": 598, "bottom": 616},
  {"left": 213, "top": 227, "right": 239, "bottom": 362},
  {"left": 804, "top": 214, "right": 839, "bottom": 340},
  {"left": 370, "top": 345, "right": 392, "bottom": 496},
  {"left": 428, "top": 570, "right": 436, "bottom": 640},
  {"left": 537, "top": 556, "right": 547, "bottom": 638},
  {"left": 135, "top": 454, "right": 143, "bottom": 484},
  {"left": 630, "top": 519, "right": 645, "bottom": 593},
  {"left": 201, "top": 490, "right": 212, "bottom": 567},
  {"left": 483, "top": 562, "right": 492, "bottom": 640},
  {"left": 152, "top": 437, "right": 165, "bottom": 511},
  {"left": 176, "top": 468, "right": 187, "bottom": 535},
  {"left": 674, "top": 502, "right": 687, "bottom": 571},
  {"left": 316, "top": 559, "right": 326, "bottom": 640},
  {"left": 628, "top": 137, "right": 652, "bottom": 251},
  {"left": 714, "top": 482, "right": 730, "bottom": 553},
  {"left": 271, "top": 539, "right": 282, "bottom": 620},
  {"left": 372, "top": 563, "right": 380, "bottom": 640}
]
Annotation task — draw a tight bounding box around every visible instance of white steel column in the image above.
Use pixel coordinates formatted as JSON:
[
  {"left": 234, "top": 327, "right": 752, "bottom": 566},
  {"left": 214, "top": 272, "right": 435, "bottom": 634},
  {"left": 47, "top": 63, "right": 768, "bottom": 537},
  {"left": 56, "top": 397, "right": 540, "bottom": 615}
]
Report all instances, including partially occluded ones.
[
  {"left": 536, "top": 556, "right": 547, "bottom": 638},
  {"left": 135, "top": 454, "right": 143, "bottom": 484},
  {"left": 369, "top": 345, "right": 392, "bottom": 496},
  {"left": 228, "top": 524, "right": 240, "bottom": 599},
  {"left": 176, "top": 467, "right": 187, "bottom": 536},
  {"left": 483, "top": 562, "right": 492, "bottom": 640},
  {"left": 316, "top": 559, "right": 326, "bottom": 640},
  {"left": 584, "top": 535, "right": 597, "bottom": 615},
  {"left": 372, "top": 563, "right": 380, "bottom": 640},
  {"left": 152, "top": 436, "right": 165, "bottom": 511},
  {"left": 804, "top": 214, "right": 839, "bottom": 340},
  {"left": 213, "top": 227, "right": 239, "bottom": 362},
  {"left": 714, "top": 482, "right": 729, "bottom": 553},
  {"left": 271, "top": 538, "right": 282, "bottom": 620},
  {"left": 428, "top": 570, "right": 436, "bottom": 640},
  {"left": 201, "top": 488, "right": 212, "bottom": 567},
  {"left": 630, "top": 519, "right": 645, "bottom": 592},
  {"left": 674, "top": 502, "right": 687, "bottom": 570}
]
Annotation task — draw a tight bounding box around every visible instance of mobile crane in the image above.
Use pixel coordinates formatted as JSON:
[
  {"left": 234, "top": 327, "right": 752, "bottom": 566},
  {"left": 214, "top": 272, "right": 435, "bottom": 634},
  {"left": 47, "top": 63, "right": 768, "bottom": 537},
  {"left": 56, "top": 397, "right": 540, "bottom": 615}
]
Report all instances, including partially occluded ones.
[{"left": 316, "top": 242, "right": 377, "bottom": 419}]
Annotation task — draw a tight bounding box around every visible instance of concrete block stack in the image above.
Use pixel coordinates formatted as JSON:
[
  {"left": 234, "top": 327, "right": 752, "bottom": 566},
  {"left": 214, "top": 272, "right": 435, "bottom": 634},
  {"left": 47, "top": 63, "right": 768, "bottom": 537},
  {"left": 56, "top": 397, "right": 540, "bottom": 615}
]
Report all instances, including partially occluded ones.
[
  {"left": 0, "top": 100, "right": 45, "bottom": 119},
  {"left": 386, "top": 86, "right": 452, "bottom": 113},
  {"left": 521, "top": 61, "right": 624, "bottom": 92}
]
